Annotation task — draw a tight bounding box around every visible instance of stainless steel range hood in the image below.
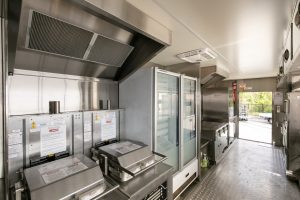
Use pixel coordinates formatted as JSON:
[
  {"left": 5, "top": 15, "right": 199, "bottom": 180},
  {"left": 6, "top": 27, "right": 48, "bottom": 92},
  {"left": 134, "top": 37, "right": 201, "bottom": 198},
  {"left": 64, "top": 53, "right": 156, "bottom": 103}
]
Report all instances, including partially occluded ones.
[
  {"left": 8, "top": 0, "right": 171, "bottom": 81},
  {"left": 201, "top": 66, "right": 229, "bottom": 87}
]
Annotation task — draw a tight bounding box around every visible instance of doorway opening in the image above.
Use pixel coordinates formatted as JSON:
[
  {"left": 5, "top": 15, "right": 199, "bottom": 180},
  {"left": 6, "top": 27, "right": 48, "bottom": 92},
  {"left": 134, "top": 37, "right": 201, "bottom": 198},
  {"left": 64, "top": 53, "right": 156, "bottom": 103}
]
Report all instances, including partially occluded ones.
[{"left": 238, "top": 92, "right": 272, "bottom": 143}]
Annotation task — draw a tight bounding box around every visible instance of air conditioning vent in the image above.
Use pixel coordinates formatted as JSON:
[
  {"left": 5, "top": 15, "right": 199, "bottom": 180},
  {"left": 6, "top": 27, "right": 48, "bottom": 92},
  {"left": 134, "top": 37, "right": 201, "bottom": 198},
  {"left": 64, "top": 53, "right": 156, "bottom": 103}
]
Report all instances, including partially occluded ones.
[{"left": 177, "top": 48, "right": 216, "bottom": 63}]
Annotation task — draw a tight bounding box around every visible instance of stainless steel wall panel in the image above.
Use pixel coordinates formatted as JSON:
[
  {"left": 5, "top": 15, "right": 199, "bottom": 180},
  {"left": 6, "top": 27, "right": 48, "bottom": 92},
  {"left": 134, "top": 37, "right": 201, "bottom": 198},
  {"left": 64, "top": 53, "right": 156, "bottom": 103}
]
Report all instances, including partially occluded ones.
[
  {"left": 65, "top": 80, "right": 81, "bottom": 112},
  {"left": 92, "top": 111, "right": 101, "bottom": 146},
  {"left": 72, "top": 112, "right": 84, "bottom": 155},
  {"left": 286, "top": 92, "right": 300, "bottom": 172},
  {"left": 202, "top": 88, "right": 229, "bottom": 122},
  {"left": 108, "top": 83, "right": 119, "bottom": 110},
  {"left": 41, "top": 77, "right": 65, "bottom": 113},
  {"left": 8, "top": 70, "right": 119, "bottom": 115},
  {"left": 119, "top": 67, "right": 154, "bottom": 148},
  {"left": 83, "top": 111, "right": 93, "bottom": 157},
  {"left": 7, "top": 117, "right": 24, "bottom": 187},
  {"left": 8, "top": 74, "right": 39, "bottom": 115}
]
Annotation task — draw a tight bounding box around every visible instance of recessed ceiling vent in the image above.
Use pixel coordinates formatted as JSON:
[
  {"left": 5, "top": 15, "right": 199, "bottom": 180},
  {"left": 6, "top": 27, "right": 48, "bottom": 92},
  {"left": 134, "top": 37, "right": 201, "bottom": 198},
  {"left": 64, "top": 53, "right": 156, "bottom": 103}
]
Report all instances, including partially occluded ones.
[
  {"left": 26, "top": 10, "right": 134, "bottom": 67},
  {"left": 177, "top": 48, "right": 216, "bottom": 63}
]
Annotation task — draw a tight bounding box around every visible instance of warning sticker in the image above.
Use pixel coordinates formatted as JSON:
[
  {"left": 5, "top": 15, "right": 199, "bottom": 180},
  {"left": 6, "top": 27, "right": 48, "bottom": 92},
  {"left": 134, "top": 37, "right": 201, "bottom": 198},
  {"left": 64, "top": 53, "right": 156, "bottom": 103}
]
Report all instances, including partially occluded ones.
[{"left": 40, "top": 124, "right": 67, "bottom": 157}]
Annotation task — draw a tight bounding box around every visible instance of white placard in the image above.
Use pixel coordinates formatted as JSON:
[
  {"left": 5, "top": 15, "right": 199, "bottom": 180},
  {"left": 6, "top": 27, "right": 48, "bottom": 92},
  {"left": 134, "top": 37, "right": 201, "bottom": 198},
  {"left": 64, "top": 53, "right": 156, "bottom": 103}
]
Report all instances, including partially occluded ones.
[
  {"left": 84, "top": 132, "right": 92, "bottom": 142},
  {"left": 274, "top": 92, "right": 283, "bottom": 105},
  {"left": 8, "top": 144, "right": 23, "bottom": 154},
  {"left": 40, "top": 124, "right": 67, "bottom": 157},
  {"left": 39, "top": 157, "right": 88, "bottom": 184},
  {"left": 100, "top": 112, "right": 117, "bottom": 141},
  {"left": 84, "top": 121, "right": 92, "bottom": 132},
  {"left": 8, "top": 132, "right": 23, "bottom": 145}
]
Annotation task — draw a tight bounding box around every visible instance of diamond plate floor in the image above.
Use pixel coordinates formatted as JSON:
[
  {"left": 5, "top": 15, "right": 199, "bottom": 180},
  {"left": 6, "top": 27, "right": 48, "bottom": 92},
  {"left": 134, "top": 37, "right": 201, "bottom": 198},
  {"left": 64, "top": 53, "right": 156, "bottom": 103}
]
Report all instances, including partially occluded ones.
[{"left": 182, "top": 140, "right": 300, "bottom": 200}]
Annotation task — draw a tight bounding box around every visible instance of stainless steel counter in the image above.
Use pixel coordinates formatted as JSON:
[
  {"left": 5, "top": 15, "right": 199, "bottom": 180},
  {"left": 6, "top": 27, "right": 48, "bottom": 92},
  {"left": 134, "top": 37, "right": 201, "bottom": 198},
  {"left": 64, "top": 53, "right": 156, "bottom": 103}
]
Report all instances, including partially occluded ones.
[
  {"left": 202, "top": 121, "right": 228, "bottom": 132},
  {"left": 201, "top": 121, "right": 229, "bottom": 164},
  {"left": 107, "top": 163, "right": 173, "bottom": 200}
]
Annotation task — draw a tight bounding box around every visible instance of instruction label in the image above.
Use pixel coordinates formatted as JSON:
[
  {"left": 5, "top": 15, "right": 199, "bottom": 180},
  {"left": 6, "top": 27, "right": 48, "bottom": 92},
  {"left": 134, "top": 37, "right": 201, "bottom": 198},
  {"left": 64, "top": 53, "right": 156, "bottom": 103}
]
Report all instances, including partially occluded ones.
[
  {"left": 40, "top": 123, "right": 67, "bottom": 157},
  {"left": 8, "top": 130, "right": 23, "bottom": 145},
  {"left": 100, "top": 112, "right": 117, "bottom": 141},
  {"left": 84, "top": 121, "right": 92, "bottom": 142},
  {"left": 8, "top": 144, "right": 23, "bottom": 159},
  {"left": 84, "top": 121, "right": 92, "bottom": 132},
  {"left": 39, "top": 157, "right": 88, "bottom": 184}
]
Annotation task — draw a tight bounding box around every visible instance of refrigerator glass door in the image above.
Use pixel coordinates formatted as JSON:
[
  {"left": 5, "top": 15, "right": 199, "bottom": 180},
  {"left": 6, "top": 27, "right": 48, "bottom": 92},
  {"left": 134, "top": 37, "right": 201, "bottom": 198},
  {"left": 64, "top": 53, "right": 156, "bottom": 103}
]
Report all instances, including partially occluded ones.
[
  {"left": 182, "top": 78, "right": 197, "bottom": 166},
  {"left": 156, "top": 72, "right": 180, "bottom": 172}
]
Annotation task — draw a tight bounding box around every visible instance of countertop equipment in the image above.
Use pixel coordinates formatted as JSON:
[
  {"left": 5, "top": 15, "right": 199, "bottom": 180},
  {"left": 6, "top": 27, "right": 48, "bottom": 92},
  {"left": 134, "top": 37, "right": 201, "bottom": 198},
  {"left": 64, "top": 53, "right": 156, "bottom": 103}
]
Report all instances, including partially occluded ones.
[
  {"left": 92, "top": 140, "right": 173, "bottom": 200},
  {"left": 229, "top": 116, "right": 238, "bottom": 145},
  {"left": 201, "top": 121, "right": 229, "bottom": 164},
  {"left": 21, "top": 154, "right": 119, "bottom": 200}
]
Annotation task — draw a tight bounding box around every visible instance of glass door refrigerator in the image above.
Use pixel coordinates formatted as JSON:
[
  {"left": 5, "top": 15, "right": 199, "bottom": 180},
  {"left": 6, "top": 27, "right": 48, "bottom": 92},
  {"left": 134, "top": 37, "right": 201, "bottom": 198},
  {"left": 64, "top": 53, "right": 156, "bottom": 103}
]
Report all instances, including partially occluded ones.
[
  {"left": 155, "top": 71, "right": 180, "bottom": 172},
  {"left": 119, "top": 67, "right": 198, "bottom": 198},
  {"left": 171, "top": 75, "right": 198, "bottom": 197},
  {"left": 181, "top": 76, "right": 197, "bottom": 167}
]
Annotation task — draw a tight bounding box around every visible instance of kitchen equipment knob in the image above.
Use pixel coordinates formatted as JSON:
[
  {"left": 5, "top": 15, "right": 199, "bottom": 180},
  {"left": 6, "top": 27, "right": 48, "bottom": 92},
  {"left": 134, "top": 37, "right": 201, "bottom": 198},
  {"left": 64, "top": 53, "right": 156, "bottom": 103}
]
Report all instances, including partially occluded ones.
[{"left": 284, "top": 49, "right": 289, "bottom": 62}]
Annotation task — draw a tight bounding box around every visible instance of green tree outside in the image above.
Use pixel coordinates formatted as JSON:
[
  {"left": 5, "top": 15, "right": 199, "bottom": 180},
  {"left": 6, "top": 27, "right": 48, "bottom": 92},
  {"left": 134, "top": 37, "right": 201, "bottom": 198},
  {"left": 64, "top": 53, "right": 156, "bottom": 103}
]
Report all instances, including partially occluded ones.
[{"left": 239, "top": 92, "right": 272, "bottom": 115}]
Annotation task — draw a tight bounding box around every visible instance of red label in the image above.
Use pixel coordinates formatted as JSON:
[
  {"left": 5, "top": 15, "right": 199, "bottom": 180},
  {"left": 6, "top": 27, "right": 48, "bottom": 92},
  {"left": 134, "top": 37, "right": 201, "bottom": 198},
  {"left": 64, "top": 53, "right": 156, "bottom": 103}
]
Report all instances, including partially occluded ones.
[{"left": 49, "top": 128, "right": 59, "bottom": 133}]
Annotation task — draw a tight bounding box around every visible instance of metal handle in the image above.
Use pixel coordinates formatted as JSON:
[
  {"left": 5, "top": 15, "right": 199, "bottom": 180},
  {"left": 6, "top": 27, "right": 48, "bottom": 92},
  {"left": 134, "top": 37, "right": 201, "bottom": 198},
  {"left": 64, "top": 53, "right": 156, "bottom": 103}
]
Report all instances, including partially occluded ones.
[
  {"left": 115, "top": 151, "right": 167, "bottom": 177},
  {"left": 284, "top": 99, "right": 290, "bottom": 114},
  {"left": 99, "top": 154, "right": 108, "bottom": 176},
  {"left": 15, "top": 182, "right": 24, "bottom": 200}
]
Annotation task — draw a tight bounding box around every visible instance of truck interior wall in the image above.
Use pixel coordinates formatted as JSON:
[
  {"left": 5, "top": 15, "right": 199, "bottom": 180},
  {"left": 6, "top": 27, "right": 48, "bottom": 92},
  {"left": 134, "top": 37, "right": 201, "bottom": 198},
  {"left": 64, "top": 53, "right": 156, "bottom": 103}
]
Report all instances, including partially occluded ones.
[
  {"left": 212, "top": 77, "right": 276, "bottom": 92},
  {"left": 7, "top": 71, "right": 119, "bottom": 116},
  {"left": 119, "top": 65, "right": 154, "bottom": 149}
]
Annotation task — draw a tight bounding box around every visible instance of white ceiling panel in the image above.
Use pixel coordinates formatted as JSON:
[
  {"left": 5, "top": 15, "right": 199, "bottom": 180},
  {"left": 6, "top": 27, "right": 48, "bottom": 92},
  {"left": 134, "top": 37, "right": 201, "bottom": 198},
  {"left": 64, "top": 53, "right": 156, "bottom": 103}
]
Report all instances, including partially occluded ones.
[{"left": 127, "top": 0, "right": 294, "bottom": 79}]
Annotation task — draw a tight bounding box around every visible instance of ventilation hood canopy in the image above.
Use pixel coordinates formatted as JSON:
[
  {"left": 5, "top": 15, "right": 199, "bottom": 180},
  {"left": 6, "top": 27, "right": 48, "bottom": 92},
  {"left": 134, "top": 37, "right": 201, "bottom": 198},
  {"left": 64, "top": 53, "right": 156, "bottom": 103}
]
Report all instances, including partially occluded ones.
[
  {"left": 201, "top": 65, "right": 229, "bottom": 87},
  {"left": 8, "top": 0, "right": 171, "bottom": 81}
]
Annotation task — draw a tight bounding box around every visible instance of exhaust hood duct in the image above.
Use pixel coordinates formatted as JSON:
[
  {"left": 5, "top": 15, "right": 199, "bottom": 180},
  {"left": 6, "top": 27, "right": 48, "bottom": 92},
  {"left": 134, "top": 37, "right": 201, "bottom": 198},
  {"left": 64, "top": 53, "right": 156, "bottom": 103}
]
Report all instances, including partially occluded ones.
[
  {"left": 26, "top": 10, "right": 134, "bottom": 68},
  {"left": 201, "top": 66, "right": 229, "bottom": 88},
  {"left": 8, "top": 0, "right": 171, "bottom": 81}
]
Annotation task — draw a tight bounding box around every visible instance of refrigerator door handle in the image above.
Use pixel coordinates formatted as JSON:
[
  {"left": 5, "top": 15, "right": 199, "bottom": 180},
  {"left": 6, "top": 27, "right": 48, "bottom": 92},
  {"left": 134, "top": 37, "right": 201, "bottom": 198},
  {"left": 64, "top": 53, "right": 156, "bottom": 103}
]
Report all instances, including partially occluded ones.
[{"left": 284, "top": 99, "right": 290, "bottom": 114}]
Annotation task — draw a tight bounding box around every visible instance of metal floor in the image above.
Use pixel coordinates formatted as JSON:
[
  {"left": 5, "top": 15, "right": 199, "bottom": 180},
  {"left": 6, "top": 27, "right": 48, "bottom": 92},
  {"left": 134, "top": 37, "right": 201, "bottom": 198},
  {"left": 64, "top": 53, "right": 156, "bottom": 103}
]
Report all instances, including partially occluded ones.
[{"left": 182, "top": 140, "right": 300, "bottom": 200}]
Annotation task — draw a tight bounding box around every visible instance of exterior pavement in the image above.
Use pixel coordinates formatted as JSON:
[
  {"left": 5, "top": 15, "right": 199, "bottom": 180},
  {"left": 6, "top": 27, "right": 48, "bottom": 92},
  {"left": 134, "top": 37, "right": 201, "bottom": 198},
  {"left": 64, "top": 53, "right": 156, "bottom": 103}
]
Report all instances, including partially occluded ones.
[{"left": 239, "top": 116, "right": 272, "bottom": 144}]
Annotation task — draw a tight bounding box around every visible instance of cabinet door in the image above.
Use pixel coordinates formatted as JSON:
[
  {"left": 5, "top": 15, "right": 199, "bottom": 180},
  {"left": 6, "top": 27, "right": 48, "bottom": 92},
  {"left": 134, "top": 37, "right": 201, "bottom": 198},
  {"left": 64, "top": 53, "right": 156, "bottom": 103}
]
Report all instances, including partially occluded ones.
[
  {"left": 182, "top": 78, "right": 197, "bottom": 166},
  {"left": 287, "top": 93, "right": 300, "bottom": 172},
  {"left": 155, "top": 71, "right": 180, "bottom": 172}
]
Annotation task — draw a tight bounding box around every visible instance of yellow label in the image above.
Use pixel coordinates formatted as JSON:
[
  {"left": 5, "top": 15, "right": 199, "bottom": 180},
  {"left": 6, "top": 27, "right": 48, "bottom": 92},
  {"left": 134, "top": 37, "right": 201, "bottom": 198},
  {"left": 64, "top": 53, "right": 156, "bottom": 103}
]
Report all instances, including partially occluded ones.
[{"left": 31, "top": 121, "right": 36, "bottom": 129}]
